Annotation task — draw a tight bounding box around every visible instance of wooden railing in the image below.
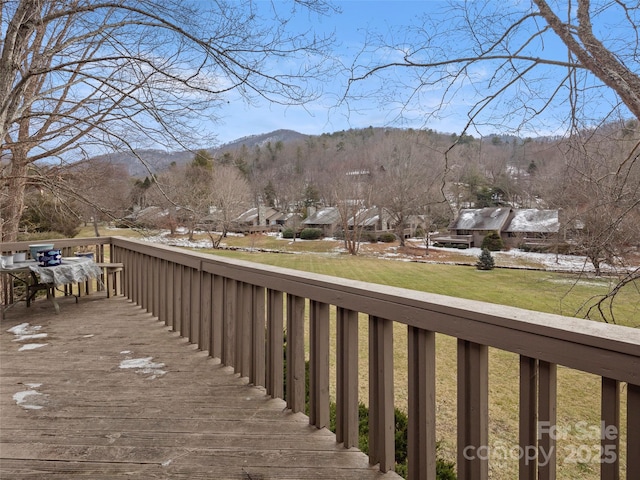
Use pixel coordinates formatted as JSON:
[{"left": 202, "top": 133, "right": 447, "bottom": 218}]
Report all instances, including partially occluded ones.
[{"left": 3, "top": 236, "right": 639, "bottom": 480}]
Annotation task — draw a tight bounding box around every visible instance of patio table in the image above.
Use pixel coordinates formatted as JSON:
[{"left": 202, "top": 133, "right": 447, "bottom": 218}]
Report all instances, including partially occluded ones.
[{"left": 1, "top": 257, "right": 103, "bottom": 314}]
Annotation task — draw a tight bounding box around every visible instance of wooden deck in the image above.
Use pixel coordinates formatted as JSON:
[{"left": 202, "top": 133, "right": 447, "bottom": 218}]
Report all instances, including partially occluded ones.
[{"left": 1, "top": 294, "right": 399, "bottom": 479}]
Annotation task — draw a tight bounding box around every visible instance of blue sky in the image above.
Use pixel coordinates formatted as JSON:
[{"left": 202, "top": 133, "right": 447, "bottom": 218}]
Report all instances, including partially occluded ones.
[
  {"left": 208, "top": 0, "right": 634, "bottom": 145},
  {"left": 213, "top": 1, "right": 444, "bottom": 144}
]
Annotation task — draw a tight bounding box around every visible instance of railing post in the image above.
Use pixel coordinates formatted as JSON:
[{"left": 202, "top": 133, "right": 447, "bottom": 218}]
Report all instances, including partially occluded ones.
[
  {"left": 519, "top": 356, "right": 538, "bottom": 480},
  {"left": 151, "top": 257, "right": 160, "bottom": 319},
  {"left": 407, "top": 326, "right": 436, "bottom": 480},
  {"left": 266, "top": 289, "right": 284, "bottom": 399},
  {"left": 181, "top": 266, "right": 191, "bottom": 339},
  {"left": 211, "top": 275, "right": 224, "bottom": 360},
  {"left": 223, "top": 278, "right": 236, "bottom": 367},
  {"left": 190, "top": 267, "right": 200, "bottom": 345},
  {"left": 628, "top": 383, "right": 640, "bottom": 479},
  {"left": 457, "top": 339, "right": 488, "bottom": 480},
  {"left": 200, "top": 272, "right": 212, "bottom": 352},
  {"left": 251, "top": 285, "right": 266, "bottom": 387},
  {"left": 159, "top": 260, "right": 169, "bottom": 327},
  {"left": 336, "top": 307, "right": 359, "bottom": 448},
  {"left": 309, "top": 300, "right": 329, "bottom": 429},
  {"left": 369, "top": 315, "right": 395, "bottom": 472},
  {"left": 537, "top": 361, "right": 556, "bottom": 480},
  {"left": 286, "top": 294, "right": 306, "bottom": 413},
  {"left": 239, "top": 281, "right": 252, "bottom": 378},
  {"left": 600, "top": 377, "right": 620, "bottom": 480}
]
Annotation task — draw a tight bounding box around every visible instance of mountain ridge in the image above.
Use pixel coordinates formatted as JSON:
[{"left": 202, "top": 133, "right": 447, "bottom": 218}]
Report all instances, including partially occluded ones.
[{"left": 101, "top": 129, "right": 308, "bottom": 177}]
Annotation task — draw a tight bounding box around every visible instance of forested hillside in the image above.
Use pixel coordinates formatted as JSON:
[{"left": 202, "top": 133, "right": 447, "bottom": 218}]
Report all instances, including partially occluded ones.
[{"left": 20, "top": 121, "right": 640, "bottom": 268}]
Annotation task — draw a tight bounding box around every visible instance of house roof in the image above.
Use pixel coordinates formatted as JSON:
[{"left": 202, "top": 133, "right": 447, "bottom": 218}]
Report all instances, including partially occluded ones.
[
  {"left": 302, "top": 207, "right": 341, "bottom": 225},
  {"left": 347, "top": 207, "right": 380, "bottom": 227},
  {"left": 235, "top": 207, "right": 279, "bottom": 224},
  {"left": 450, "top": 207, "right": 512, "bottom": 231},
  {"left": 123, "top": 206, "right": 168, "bottom": 222},
  {"left": 504, "top": 209, "right": 559, "bottom": 233}
]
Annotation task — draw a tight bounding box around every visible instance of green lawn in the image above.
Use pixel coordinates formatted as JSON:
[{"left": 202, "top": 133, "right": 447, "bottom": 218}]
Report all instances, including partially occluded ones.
[{"left": 205, "top": 248, "right": 639, "bottom": 327}]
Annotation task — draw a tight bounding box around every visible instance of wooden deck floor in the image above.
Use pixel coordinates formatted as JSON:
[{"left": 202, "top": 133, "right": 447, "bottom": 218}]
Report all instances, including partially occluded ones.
[{"left": 1, "top": 294, "right": 400, "bottom": 479}]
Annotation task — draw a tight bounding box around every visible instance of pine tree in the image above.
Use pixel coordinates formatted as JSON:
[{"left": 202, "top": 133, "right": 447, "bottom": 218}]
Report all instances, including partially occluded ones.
[{"left": 476, "top": 248, "right": 495, "bottom": 270}]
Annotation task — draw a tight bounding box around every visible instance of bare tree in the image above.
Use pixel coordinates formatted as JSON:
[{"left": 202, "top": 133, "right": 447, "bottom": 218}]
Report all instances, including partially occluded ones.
[
  {"left": 206, "top": 165, "right": 252, "bottom": 248},
  {"left": 1, "top": 0, "right": 336, "bottom": 241},
  {"left": 346, "top": 1, "right": 639, "bottom": 136},
  {"left": 62, "top": 159, "right": 132, "bottom": 236},
  {"left": 330, "top": 163, "right": 375, "bottom": 255},
  {"left": 373, "top": 133, "right": 447, "bottom": 247}
]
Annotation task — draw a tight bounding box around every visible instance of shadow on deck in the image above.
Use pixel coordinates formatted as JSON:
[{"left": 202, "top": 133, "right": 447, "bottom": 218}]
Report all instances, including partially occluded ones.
[{"left": 1, "top": 294, "right": 398, "bottom": 479}]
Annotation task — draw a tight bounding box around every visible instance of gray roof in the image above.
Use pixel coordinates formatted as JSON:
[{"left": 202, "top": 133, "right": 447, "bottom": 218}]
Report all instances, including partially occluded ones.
[
  {"left": 347, "top": 207, "right": 380, "bottom": 227},
  {"left": 504, "top": 209, "right": 559, "bottom": 233},
  {"left": 235, "top": 207, "right": 279, "bottom": 223},
  {"left": 303, "top": 207, "right": 341, "bottom": 225},
  {"left": 450, "top": 208, "right": 512, "bottom": 231}
]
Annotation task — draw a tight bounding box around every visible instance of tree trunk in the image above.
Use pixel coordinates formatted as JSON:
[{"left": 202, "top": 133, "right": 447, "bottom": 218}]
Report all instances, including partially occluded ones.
[
  {"left": 92, "top": 212, "right": 101, "bottom": 237},
  {"left": 2, "top": 150, "right": 29, "bottom": 242}
]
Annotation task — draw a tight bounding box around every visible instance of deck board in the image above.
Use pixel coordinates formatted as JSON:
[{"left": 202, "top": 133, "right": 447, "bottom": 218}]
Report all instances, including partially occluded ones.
[{"left": 1, "top": 295, "right": 399, "bottom": 479}]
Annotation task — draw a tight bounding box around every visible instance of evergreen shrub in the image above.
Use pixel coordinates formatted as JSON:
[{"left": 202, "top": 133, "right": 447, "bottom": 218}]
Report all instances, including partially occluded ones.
[
  {"left": 378, "top": 232, "right": 396, "bottom": 243},
  {"left": 476, "top": 248, "right": 495, "bottom": 270},
  {"left": 481, "top": 231, "right": 504, "bottom": 251},
  {"left": 281, "top": 228, "right": 295, "bottom": 239},
  {"left": 300, "top": 228, "right": 323, "bottom": 240}
]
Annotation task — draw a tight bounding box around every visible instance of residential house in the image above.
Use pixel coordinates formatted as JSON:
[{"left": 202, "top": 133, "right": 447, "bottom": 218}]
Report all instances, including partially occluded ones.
[
  {"left": 347, "top": 206, "right": 392, "bottom": 232},
  {"left": 272, "top": 212, "right": 304, "bottom": 230},
  {"left": 502, "top": 209, "right": 560, "bottom": 249},
  {"left": 437, "top": 207, "right": 512, "bottom": 248},
  {"left": 118, "top": 206, "right": 171, "bottom": 229},
  {"left": 433, "top": 207, "right": 562, "bottom": 249},
  {"left": 301, "top": 206, "right": 341, "bottom": 237},
  {"left": 233, "top": 206, "right": 280, "bottom": 232}
]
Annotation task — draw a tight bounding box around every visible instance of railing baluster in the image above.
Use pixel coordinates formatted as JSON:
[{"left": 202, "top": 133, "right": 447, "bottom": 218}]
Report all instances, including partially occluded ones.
[
  {"left": 519, "top": 356, "right": 538, "bottom": 480},
  {"left": 190, "top": 268, "right": 200, "bottom": 345},
  {"left": 309, "top": 300, "right": 330, "bottom": 429},
  {"left": 266, "top": 289, "right": 284, "bottom": 399},
  {"left": 211, "top": 275, "right": 224, "bottom": 359},
  {"left": 146, "top": 254, "right": 153, "bottom": 312},
  {"left": 336, "top": 307, "right": 359, "bottom": 448},
  {"left": 173, "top": 264, "right": 182, "bottom": 333},
  {"left": 240, "top": 281, "right": 252, "bottom": 378},
  {"left": 600, "top": 377, "right": 620, "bottom": 480},
  {"left": 132, "top": 253, "right": 140, "bottom": 306},
  {"left": 251, "top": 285, "right": 266, "bottom": 387},
  {"left": 628, "top": 383, "right": 640, "bottom": 479},
  {"left": 537, "top": 361, "right": 557, "bottom": 480},
  {"left": 408, "top": 326, "right": 436, "bottom": 480},
  {"left": 369, "top": 315, "right": 395, "bottom": 472},
  {"left": 286, "top": 294, "right": 305, "bottom": 413},
  {"left": 158, "top": 260, "right": 167, "bottom": 327},
  {"left": 457, "top": 339, "right": 488, "bottom": 480},
  {"left": 182, "top": 266, "right": 192, "bottom": 339},
  {"left": 151, "top": 257, "right": 159, "bottom": 318},
  {"left": 167, "top": 262, "right": 180, "bottom": 332},
  {"left": 223, "top": 278, "right": 236, "bottom": 368},
  {"left": 200, "top": 272, "right": 212, "bottom": 352}
]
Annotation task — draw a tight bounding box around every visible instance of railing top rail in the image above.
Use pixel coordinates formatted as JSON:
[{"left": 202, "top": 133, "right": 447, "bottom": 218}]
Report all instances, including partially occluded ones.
[{"left": 1, "top": 237, "right": 111, "bottom": 253}]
